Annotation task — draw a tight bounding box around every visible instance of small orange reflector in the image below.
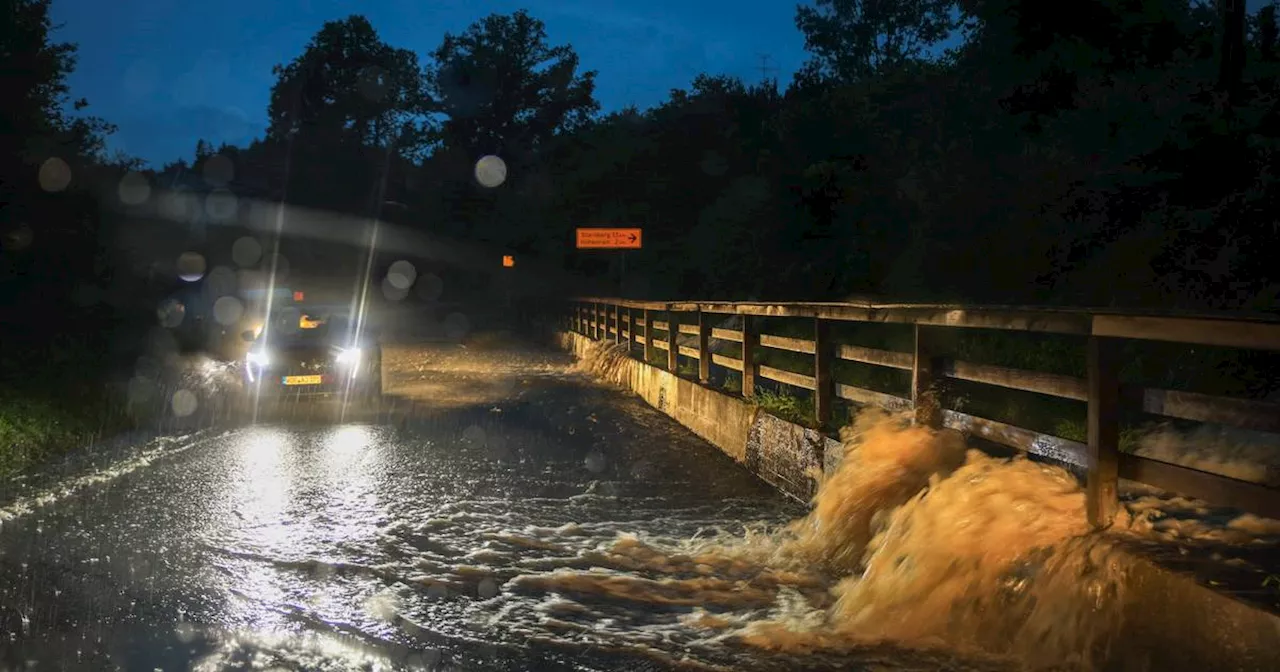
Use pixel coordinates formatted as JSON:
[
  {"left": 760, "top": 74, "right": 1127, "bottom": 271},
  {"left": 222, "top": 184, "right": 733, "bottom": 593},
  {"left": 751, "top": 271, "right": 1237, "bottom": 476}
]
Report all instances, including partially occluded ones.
[
  {"left": 293, "top": 291, "right": 305, "bottom": 301},
  {"left": 502, "top": 255, "right": 515, "bottom": 268}
]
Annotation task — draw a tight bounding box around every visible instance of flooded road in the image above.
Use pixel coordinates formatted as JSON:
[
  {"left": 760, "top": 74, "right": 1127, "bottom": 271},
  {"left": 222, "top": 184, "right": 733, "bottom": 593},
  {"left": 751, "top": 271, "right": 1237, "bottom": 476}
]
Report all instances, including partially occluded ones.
[
  {"left": 2, "top": 339, "right": 1279, "bottom": 671},
  {"left": 0, "top": 341, "right": 912, "bottom": 671}
]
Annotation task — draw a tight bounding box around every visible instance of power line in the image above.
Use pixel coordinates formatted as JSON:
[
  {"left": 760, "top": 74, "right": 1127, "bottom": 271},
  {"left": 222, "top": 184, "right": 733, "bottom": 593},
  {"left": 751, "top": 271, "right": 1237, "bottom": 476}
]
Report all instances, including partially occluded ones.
[{"left": 756, "top": 53, "right": 779, "bottom": 82}]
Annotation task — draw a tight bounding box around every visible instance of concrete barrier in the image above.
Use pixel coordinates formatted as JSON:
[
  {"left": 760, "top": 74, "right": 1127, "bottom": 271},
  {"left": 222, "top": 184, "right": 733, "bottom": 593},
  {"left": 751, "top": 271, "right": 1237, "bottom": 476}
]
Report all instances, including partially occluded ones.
[{"left": 558, "top": 330, "right": 839, "bottom": 502}]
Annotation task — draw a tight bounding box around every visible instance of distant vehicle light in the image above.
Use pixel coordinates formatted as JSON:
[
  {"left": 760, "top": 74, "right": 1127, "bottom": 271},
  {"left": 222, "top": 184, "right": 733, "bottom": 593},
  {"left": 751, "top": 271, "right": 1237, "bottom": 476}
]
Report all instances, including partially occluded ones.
[
  {"left": 502, "top": 255, "right": 515, "bottom": 268},
  {"left": 299, "top": 314, "right": 323, "bottom": 329},
  {"left": 246, "top": 350, "right": 270, "bottom": 367},
  {"left": 294, "top": 291, "right": 305, "bottom": 301},
  {"left": 335, "top": 347, "right": 361, "bottom": 365}
]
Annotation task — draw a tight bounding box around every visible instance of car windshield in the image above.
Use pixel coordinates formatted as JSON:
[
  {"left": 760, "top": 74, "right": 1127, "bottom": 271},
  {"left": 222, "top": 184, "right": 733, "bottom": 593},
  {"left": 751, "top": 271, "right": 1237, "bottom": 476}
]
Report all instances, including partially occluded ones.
[{"left": 266, "top": 311, "right": 355, "bottom": 347}]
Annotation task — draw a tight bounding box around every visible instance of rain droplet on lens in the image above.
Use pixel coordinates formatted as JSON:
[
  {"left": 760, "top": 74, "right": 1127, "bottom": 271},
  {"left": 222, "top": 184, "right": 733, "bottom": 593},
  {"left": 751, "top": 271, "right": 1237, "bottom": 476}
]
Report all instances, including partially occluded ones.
[
  {"left": 176, "top": 252, "right": 206, "bottom": 282},
  {"left": 415, "top": 272, "right": 444, "bottom": 301},
  {"left": 205, "top": 189, "right": 237, "bottom": 221},
  {"left": 585, "top": 451, "right": 606, "bottom": 473},
  {"left": 426, "top": 584, "right": 449, "bottom": 601},
  {"left": 444, "top": 312, "right": 470, "bottom": 341},
  {"left": 118, "top": 171, "right": 151, "bottom": 205},
  {"left": 382, "top": 276, "right": 409, "bottom": 302},
  {"left": 462, "top": 425, "right": 486, "bottom": 445},
  {"left": 263, "top": 252, "right": 290, "bottom": 281},
  {"left": 213, "top": 295, "right": 243, "bottom": 325},
  {"left": 204, "top": 265, "right": 237, "bottom": 298},
  {"left": 387, "top": 260, "right": 417, "bottom": 290},
  {"left": 477, "top": 577, "right": 499, "bottom": 599},
  {"left": 157, "top": 298, "right": 185, "bottom": 328},
  {"left": 1, "top": 223, "right": 33, "bottom": 251},
  {"left": 171, "top": 389, "right": 198, "bottom": 417},
  {"left": 231, "top": 236, "right": 262, "bottom": 267},
  {"left": 474, "top": 155, "right": 507, "bottom": 188},
  {"left": 173, "top": 622, "right": 197, "bottom": 643},
  {"left": 126, "top": 376, "right": 155, "bottom": 405},
  {"left": 358, "top": 66, "right": 388, "bottom": 101},
  {"left": 38, "top": 157, "right": 71, "bottom": 192},
  {"left": 202, "top": 154, "right": 234, "bottom": 186}
]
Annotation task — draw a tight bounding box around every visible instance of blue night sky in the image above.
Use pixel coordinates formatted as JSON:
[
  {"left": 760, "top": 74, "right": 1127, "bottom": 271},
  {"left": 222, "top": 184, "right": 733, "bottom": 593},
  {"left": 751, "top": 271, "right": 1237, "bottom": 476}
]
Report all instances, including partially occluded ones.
[{"left": 51, "top": 0, "right": 809, "bottom": 167}]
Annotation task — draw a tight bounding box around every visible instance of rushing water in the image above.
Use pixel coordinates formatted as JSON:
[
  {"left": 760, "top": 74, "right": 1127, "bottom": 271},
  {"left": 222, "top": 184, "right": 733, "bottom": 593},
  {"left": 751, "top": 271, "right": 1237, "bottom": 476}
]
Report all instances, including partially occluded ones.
[{"left": 1, "top": 342, "right": 1279, "bottom": 671}]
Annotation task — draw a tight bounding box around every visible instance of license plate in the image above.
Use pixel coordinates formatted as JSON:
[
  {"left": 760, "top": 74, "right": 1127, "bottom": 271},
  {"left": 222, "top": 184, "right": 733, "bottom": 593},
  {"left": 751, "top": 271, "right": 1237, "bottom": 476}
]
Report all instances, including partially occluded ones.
[{"left": 282, "top": 375, "right": 324, "bottom": 386}]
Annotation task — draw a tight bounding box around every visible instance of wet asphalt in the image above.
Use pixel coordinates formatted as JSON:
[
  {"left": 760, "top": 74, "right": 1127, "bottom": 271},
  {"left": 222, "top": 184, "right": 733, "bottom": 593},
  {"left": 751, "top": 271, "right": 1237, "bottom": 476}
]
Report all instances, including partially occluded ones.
[{"left": 0, "top": 339, "right": 815, "bottom": 672}]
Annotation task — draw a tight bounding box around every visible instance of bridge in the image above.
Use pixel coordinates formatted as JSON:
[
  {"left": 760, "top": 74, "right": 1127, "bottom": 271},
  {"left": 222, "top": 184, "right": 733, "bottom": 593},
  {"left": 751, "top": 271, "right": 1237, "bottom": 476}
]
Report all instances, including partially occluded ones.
[
  {"left": 561, "top": 297, "right": 1280, "bottom": 527},
  {"left": 5, "top": 290, "right": 1280, "bottom": 670}
]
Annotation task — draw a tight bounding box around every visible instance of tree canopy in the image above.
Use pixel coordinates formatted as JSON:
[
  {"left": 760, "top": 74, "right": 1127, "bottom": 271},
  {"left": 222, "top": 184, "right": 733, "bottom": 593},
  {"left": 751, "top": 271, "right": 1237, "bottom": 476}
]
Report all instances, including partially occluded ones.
[{"left": 7, "top": 0, "right": 1280, "bottom": 319}]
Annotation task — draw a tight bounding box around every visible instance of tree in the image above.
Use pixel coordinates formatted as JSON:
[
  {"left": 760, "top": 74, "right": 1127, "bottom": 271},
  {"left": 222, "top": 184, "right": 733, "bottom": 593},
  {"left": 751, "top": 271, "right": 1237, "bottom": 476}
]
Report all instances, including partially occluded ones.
[
  {"left": 263, "top": 15, "right": 430, "bottom": 216},
  {"left": 794, "top": 0, "right": 960, "bottom": 84},
  {"left": 426, "top": 10, "right": 599, "bottom": 158}
]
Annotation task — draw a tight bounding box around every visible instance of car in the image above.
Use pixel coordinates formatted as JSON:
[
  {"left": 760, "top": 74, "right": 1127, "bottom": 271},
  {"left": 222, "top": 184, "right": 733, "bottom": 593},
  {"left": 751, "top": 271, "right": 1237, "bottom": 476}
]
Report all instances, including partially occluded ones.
[{"left": 239, "top": 308, "right": 382, "bottom": 402}]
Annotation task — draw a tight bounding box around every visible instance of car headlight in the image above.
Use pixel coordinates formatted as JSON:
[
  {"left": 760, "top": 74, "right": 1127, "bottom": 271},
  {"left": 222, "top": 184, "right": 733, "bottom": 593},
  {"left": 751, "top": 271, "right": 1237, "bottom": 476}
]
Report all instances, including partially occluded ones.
[
  {"left": 246, "top": 350, "right": 270, "bottom": 367},
  {"left": 335, "top": 348, "right": 361, "bottom": 365}
]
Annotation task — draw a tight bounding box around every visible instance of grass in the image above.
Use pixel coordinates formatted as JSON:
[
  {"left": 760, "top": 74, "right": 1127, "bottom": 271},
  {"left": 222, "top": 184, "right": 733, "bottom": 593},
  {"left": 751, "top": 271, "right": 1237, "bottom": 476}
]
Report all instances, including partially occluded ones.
[
  {"left": 0, "top": 337, "right": 129, "bottom": 478},
  {"left": 752, "top": 387, "right": 817, "bottom": 427}
]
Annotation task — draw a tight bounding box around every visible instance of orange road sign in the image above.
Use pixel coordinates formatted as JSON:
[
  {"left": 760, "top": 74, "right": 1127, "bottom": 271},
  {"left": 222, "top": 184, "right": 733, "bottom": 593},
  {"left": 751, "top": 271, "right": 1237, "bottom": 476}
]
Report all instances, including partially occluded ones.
[
  {"left": 502, "top": 255, "right": 515, "bottom": 267},
  {"left": 576, "top": 227, "right": 642, "bottom": 249}
]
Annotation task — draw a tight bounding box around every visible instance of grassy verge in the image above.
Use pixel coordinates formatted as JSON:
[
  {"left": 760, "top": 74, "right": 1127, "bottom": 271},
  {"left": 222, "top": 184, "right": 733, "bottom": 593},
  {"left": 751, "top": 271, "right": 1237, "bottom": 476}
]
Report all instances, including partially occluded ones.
[{"left": 0, "top": 344, "right": 129, "bottom": 478}]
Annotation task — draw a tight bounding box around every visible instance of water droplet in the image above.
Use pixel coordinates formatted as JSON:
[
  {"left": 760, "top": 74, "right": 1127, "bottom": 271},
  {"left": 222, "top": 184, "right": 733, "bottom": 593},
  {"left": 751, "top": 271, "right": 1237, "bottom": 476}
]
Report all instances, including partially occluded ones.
[
  {"left": 213, "top": 295, "right": 243, "bottom": 325},
  {"left": 462, "top": 425, "right": 486, "bottom": 445},
  {"left": 203, "top": 154, "right": 234, "bottom": 186},
  {"left": 444, "top": 312, "right": 470, "bottom": 341},
  {"left": 160, "top": 188, "right": 194, "bottom": 222},
  {"left": 126, "top": 376, "right": 156, "bottom": 405},
  {"left": 358, "top": 66, "right": 388, "bottom": 101},
  {"left": 231, "top": 236, "right": 262, "bottom": 267},
  {"left": 263, "top": 252, "right": 290, "bottom": 281},
  {"left": 176, "top": 252, "right": 206, "bottom": 282},
  {"left": 585, "top": 451, "right": 606, "bottom": 473},
  {"left": 205, "top": 189, "right": 237, "bottom": 221},
  {"left": 173, "top": 622, "right": 196, "bottom": 643},
  {"left": 121, "top": 60, "right": 158, "bottom": 98},
  {"left": 382, "top": 276, "right": 409, "bottom": 302},
  {"left": 426, "top": 584, "right": 448, "bottom": 601},
  {"left": 117, "top": 172, "right": 151, "bottom": 205},
  {"left": 477, "top": 577, "right": 499, "bottom": 599},
  {"left": 157, "top": 298, "right": 185, "bottom": 328},
  {"left": 387, "top": 260, "right": 417, "bottom": 290},
  {"left": 474, "top": 155, "right": 507, "bottom": 188},
  {"left": 171, "top": 389, "right": 198, "bottom": 417},
  {"left": 1, "top": 223, "right": 33, "bottom": 251},
  {"left": 415, "top": 273, "right": 444, "bottom": 301},
  {"left": 204, "top": 265, "right": 237, "bottom": 299},
  {"left": 38, "top": 157, "right": 71, "bottom": 192}
]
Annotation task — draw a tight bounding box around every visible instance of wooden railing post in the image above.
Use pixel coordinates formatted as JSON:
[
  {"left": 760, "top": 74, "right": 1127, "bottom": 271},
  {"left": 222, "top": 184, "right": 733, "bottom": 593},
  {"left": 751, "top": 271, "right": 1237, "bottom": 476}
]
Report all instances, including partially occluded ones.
[
  {"left": 697, "top": 309, "right": 712, "bottom": 384},
  {"left": 614, "top": 303, "right": 622, "bottom": 344},
  {"left": 667, "top": 309, "right": 679, "bottom": 372},
  {"left": 912, "top": 324, "right": 942, "bottom": 428},
  {"left": 1087, "top": 335, "right": 1121, "bottom": 528},
  {"left": 742, "top": 315, "right": 757, "bottom": 398},
  {"left": 814, "top": 317, "right": 834, "bottom": 426},
  {"left": 642, "top": 308, "right": 653, "bottom": 363}
]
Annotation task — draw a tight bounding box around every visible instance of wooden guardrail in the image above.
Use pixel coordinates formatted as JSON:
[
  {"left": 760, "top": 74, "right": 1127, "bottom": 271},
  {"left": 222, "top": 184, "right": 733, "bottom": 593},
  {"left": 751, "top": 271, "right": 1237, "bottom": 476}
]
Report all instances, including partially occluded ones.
[{"left": 565, "top": 298, "right": 1280, "bottom": 527}]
